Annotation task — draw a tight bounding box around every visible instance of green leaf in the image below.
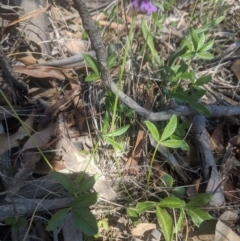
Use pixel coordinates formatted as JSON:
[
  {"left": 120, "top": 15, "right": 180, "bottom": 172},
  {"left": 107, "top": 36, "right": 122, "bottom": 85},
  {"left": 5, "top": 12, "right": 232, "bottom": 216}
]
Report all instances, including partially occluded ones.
[
  {"left": 185, "top": 207, "right": 212, "bottom": 227},
  {"left": 198, "top": 40, "right": 214, "bottom": 52},
  {"left": 190, "top": 28, "right": 199, "bottom": 52},
  {"left": 160, "top": 114, "right": 177, "bottom": 141},
  {"left": 161, "top": 140, "right": 190, "bottom": 151},
  {"left": 102, "top": 112, "right": 109, "bottom": 135},
  {"left": 77, "top": 174, "right": 98, "bottom": 194},
  {"left": 108, "top": 53, "right": 117, "bottom": 69},
  {"left": 172, "top": 187, "right": 186, "bottom": 199},
  {"left": 83, "top": 54, "right": 100, "bottom": 75},
  {"left": 145, "top": 121, "right": 160, "bottom": 142},
  {"left": 158, "top": 197, "right": 186, "bottom": 208},
  {"left": 104, "top": 136, "right": 124, "bottom": 151},
  {"left": 104, "top": 124, "right": 130, "bottom": 137},
  {"left": 156, "top": 206, "right": 174, "bottom": 241},
  {"left": 169, "top": 93, "right": 189, "bottom": 103},
  {"left": 167, "top": 46, "right": 188, "bottom": 67},
  {"left": 5, "top": 217, "right": 27, "bottom": 234},
  {"left": 135, "top": 202, "right": 156, "bottom": 214},
  {"left": 71, "top": 209, "right": 98, "bottom": 236},
  {"left": 196, "top": 16, "right": 225, "bottom": 34},
  {"left": 141, "top": 20, "right": 160, "bottom": 64},
  {"left": 127, "top": 208, "right": 139, "bottom": 225},
  {"left": 194, "top": 75, "right": 211, "bottom": 86},
  {"left": 186, "top": 193, "right": 213, "bottom": 207},
  {"left": 189, "top": 101, "right": 210, "bottom": 117},
  {"left": 50, "top": 171, "right": 75, "bottom": 195},
  {"left": 181, "top": 51, "right": 196, "bottom": 60},
  {"left": 175, "top": 209, "right": 184, "bottom": 233},
  {"left": 72, "top": 193, "right": 99, "bottom": 208},
  {"left": 196, "top": 52, "right": 214, "bottom": 60},
  {"left": 197, "top": 33, "right": 206, "bottom": 50},
  {"left": 46, "top": 208, "right": 70, "bottom": 231},
  {"left": 189, "top": 89, "right": 206, "bottom": 100},
  {"left": 161, "top": 174, "right": 173, "bottom": 187},
  {"left": 85, "top": 73, "right": 100, "bottom": 82}
]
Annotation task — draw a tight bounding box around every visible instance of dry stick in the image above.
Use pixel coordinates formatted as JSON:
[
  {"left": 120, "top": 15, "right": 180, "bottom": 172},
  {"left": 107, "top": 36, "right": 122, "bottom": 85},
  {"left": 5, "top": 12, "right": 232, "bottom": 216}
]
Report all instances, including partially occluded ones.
[
  {"left": 192, "top": 115, "right": 225, "bottom": 206},
  {"left": 71, "top": 0, "right": 240, "bottom": 120},
  {"left": 0, "top": 45, "right": 28, "bottom": 104}
]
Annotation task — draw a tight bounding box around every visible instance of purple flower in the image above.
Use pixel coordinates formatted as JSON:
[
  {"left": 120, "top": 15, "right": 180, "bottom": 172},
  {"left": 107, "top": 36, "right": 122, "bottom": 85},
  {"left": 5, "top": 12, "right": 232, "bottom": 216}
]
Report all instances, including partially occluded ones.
[{"left": 131, "top": 0, "right": 157, "bottom": 14}]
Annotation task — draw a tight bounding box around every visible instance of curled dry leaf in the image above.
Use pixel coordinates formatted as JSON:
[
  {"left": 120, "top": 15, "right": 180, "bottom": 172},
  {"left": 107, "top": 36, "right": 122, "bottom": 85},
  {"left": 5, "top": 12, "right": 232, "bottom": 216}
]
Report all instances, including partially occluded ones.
[
  {"left": 131, "top": 223, "right": 156, "bottom": 237},
  {"left": 0, "top": 112, "right": 35, "bottom": 155},
  {"left": 21, "top": 122, "right": 58, "bottom": 152},
  {"left": 13, "top": 66, "right": 66, "bottom": 80}
]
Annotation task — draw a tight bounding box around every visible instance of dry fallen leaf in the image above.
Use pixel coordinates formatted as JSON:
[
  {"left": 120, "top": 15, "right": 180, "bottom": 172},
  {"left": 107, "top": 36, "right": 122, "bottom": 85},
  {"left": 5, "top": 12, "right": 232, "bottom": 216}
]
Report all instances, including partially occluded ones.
[
  {"left": 0, "top": 112, "right": 35, "bottom": 155},
  {"left": 131, "top": 223, "right": 156, "bottom": 237},
  {"left": 215, "top": 220, "right": 240, "bottom": 241},
  {"left": 13, "top": 65, "right": 66, "bottom": 80},
  {"left": 21, "top": 122, "right": 58, "bottom": 152}
]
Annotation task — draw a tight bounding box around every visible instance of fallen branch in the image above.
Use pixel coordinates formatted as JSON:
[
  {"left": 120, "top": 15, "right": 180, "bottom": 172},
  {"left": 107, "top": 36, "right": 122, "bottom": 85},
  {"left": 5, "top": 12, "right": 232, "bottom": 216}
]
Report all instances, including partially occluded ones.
[{"left": 192, "top": 115, "right": 225, "bottom": 206}]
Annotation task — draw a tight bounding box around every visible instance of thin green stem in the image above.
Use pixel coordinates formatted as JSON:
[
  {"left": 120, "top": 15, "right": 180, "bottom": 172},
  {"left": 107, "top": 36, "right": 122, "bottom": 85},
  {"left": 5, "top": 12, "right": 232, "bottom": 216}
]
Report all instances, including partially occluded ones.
[{"left": 0, "top": 90, "right": 53, "bottom": 170}]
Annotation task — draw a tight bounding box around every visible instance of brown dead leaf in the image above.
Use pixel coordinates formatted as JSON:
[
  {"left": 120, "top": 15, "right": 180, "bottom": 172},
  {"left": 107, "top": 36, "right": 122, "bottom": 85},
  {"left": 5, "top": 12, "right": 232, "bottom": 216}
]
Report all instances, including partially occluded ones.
[
  {"left": 65, "top": 39, "right": 87, "bottom": 55},
  {"left": 215, "top": 220, "right": 240, "bottom": 241},
  {"left": 17, "top": 54, "right": 38, "bottom": 65},
  {"left": 131, "top": 223, "right": 156, "bottom": 237},
  {"left": 186, "top": 178, "right": 202, "bottom": 200},
  {"left": 39, "top": 86, "right": 80, "bottom": 128},
  {"left": 74, "top": 106, "right": 91, "bottom": 133},
  {"left": 7, "top": 151, "right": 41, "bottom": 197},
  {"left": 6, "top": 5, "right": 50, "bottom": 27},
  {"left": 22, "top": 122, "right": 58, "bottom": 152},
  {"left": 125, "top": 130, "right": 145, "bottom": 173},
  {"left": 230, "top": 135, "right": 240, "bottom": 146},
  {"left": 231, "top": 59, "right": 240, "bottom": 82},
  {"left": 0, "top": 112, "right": 35, "bottom": 155},
  {"left": 211, "top": 122, "right": 224, "bottom": 153},
  {"left": 29, "top": 87, "right": 56, "bottom": 99},
  {"left": 220, "top": 211, "right": 238, "bottom": 226},
  {"left": 12, "top": 66, "right": 66, "bottom": 80}
]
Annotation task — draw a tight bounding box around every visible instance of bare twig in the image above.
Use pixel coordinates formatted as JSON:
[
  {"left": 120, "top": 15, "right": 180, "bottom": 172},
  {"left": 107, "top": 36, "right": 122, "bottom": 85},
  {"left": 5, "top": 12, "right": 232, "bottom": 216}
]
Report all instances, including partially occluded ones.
[{"left": 192, "top": 115, "right": 225, "bottom": 206}]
